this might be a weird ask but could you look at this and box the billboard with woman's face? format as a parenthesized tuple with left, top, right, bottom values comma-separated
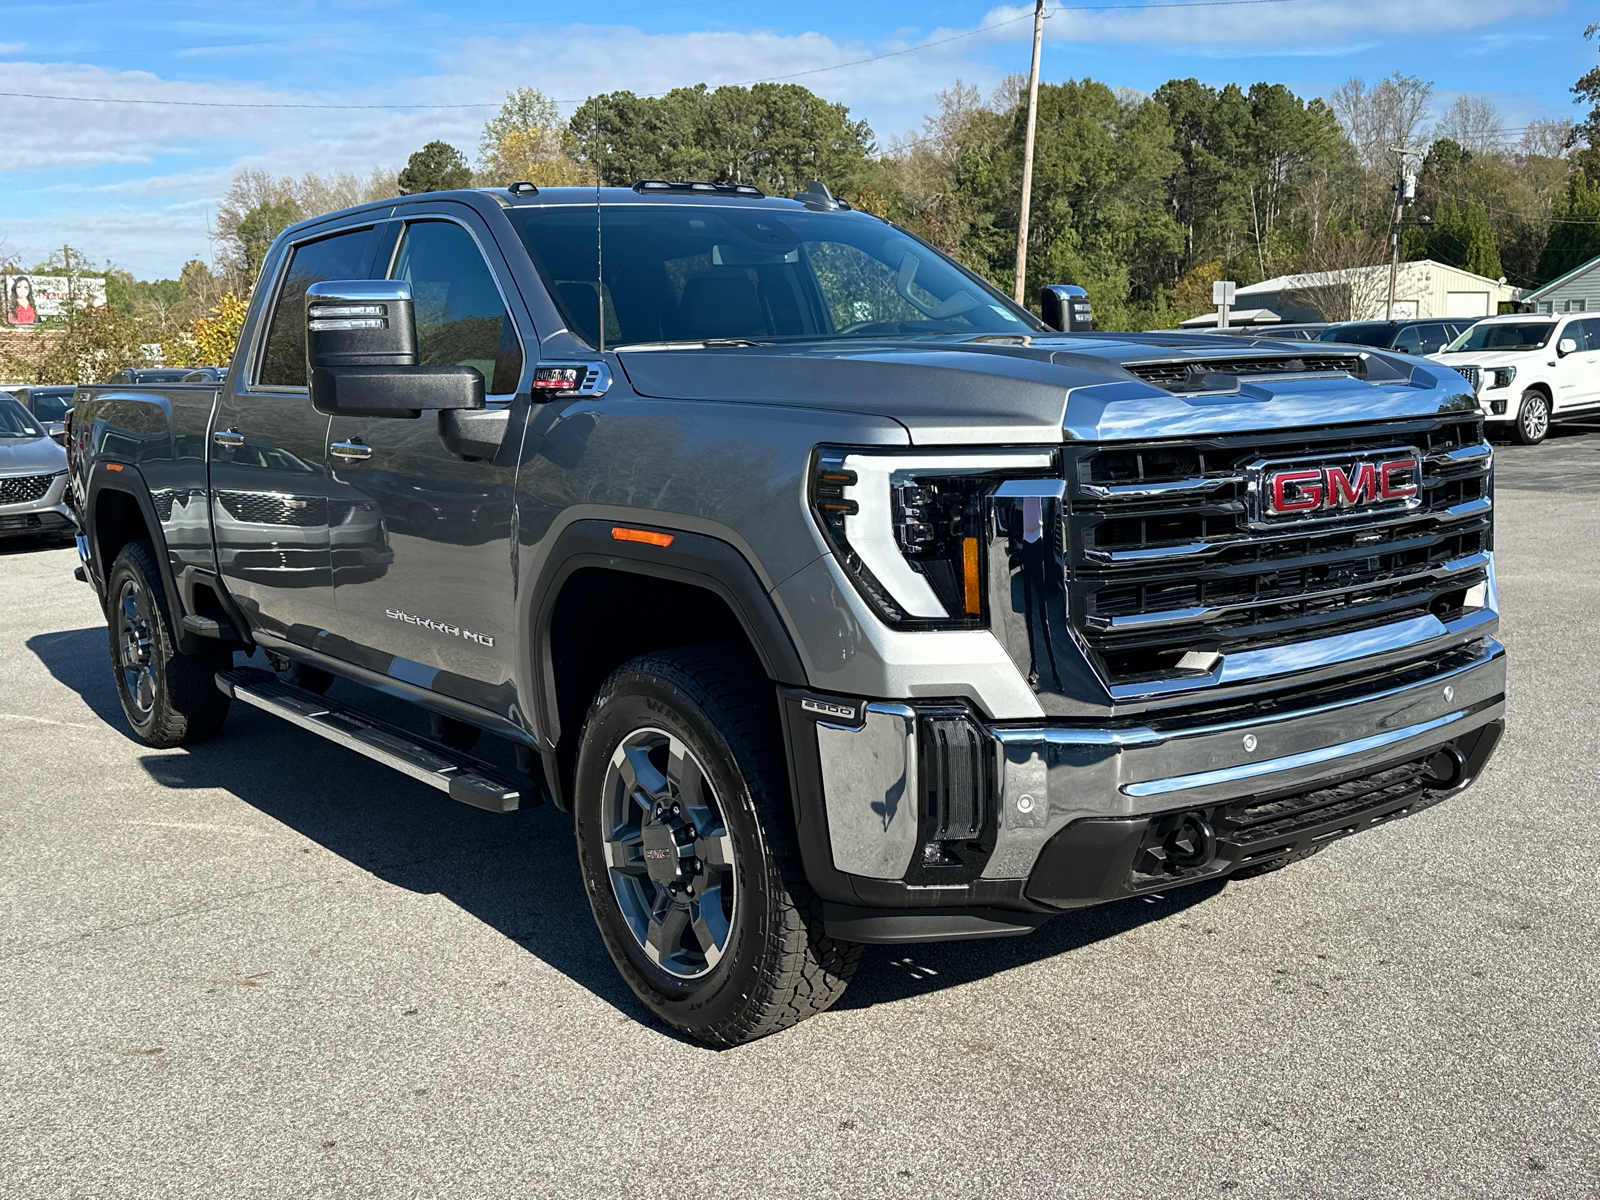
(2, 274, 106, 327)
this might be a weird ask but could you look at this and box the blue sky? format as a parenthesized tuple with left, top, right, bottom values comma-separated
(2, 0, 1595, 279)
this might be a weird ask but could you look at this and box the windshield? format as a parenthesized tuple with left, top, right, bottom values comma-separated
(1317, 324, 1394, 347)
(0, 396, 44, 438)
(1445, 322, 1554, 353)
(509, 202, 1042, 348)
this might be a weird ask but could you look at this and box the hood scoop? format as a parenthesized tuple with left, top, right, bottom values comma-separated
(1125, 353, 1369, 392)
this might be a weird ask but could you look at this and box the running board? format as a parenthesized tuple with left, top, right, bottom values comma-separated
(215, 667, 531, 813)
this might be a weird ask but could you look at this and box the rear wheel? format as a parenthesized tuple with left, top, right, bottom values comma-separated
(106, 539, 232, 747)
(1514, 389, 1550, 445)
(573, 645, 859, 1046)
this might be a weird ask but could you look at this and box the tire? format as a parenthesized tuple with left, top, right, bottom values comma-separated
(1231, 843, 1326, 879)
(573, 645, 860, 1046)
(1513, 389, 1550, 445)
(105, 539, 232, 747)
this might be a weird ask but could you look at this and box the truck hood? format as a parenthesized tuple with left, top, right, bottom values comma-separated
(0, 435, 67, 474)
(617, 334, 1479, 444)
(1431, 349, 1552, 369)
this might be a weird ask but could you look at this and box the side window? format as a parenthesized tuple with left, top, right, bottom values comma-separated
(1391, 326, 1423, 353)
(390, 221, 523, 395)
(1582, 318, 1600, 349)
(1417, 323, 1451, 354)
(257, 227, 376, 387)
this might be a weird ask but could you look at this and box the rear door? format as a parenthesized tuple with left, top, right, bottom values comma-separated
(1576, 318, 1600, 408)
(210, 222, 384, 644)
(322, 206, 529, 714)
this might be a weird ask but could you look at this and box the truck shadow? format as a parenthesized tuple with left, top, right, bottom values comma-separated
(30, 625, 1227, 1038)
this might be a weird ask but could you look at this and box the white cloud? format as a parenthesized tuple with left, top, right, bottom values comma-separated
(0, 0, 1577, 276)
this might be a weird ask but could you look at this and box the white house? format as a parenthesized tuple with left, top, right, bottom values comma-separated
(1178, 260, 1521, 326)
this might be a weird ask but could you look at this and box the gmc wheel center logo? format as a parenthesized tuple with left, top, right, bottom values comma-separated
(1250, 449, 1422, 524)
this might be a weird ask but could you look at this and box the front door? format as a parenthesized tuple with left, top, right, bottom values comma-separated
(210, 224, 381, 645)
(322, 210, 529, 719)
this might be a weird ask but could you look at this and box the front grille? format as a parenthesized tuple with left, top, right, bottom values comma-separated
(0, 473, 55, 504)
(1454, 365, 1482, 393)
(1064, 415, 1491, 689)
(1125, 354, 1363, 388)
(217, 491, 327, 527)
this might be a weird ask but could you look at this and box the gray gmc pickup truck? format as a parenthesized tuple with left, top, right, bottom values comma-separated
(66, 180, 1505, 1046)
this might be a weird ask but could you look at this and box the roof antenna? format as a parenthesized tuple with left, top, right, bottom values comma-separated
(594, 93, 604, 356)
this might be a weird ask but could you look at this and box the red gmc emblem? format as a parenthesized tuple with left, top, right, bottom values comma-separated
(1251, 449, 1421, 524)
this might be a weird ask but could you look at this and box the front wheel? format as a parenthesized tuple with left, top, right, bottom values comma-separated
(573, 646, 859, 1046)
(1514, 389, 1550, 445)
(106, 539, 232, 747)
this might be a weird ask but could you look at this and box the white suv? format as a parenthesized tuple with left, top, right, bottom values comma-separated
(1431, 313, 1600, 445)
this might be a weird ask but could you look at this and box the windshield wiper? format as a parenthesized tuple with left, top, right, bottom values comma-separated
(616, 338, 768, 351)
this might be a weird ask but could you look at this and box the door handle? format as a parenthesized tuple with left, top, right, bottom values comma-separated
(212, 429, 244, 449)
(330, 440, 373, 462)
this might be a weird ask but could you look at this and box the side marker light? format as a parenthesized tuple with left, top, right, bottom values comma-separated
(612, 526, 674, 548)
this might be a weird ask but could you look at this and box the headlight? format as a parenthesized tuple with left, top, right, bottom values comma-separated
(1490, 366, 1516, 390)
(810, 447, 1057, 628)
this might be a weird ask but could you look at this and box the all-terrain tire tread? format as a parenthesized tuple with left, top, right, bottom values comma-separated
(108, 540, 231, 748)
(581, 643, 860, 1046)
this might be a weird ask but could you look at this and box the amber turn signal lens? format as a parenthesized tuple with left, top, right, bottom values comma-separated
(961, 536, 981, 614)
(611, 525, 674, 548)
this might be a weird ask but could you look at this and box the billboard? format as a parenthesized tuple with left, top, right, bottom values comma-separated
(2, 274, 108, 327)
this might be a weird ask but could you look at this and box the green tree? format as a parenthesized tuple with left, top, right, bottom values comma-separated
(1424, 200, 1503, 279)
(236, 199, 301, 281)
(1535, 173, 1600, 283)
(398, 141, 472, 194)
(570, 83, 874, 197)
(477, 88, 585, 187)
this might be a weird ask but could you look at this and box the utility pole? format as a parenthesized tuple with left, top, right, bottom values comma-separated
(1013, 0, 1046, 306)
(1384, 148, 1417, 321)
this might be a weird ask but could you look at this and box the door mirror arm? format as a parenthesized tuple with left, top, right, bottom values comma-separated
(438, 406, 511, 460)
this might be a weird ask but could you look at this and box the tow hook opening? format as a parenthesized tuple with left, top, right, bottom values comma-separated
(1422, 744, 1468, 790)
(1165, 813, 1217, 869)
(1132, 810, 1220, 879)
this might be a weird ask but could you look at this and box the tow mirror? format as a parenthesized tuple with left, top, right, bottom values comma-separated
(1556, 337, 1578, 357)
(1040, 284, 1093, 332)
(305, 280, 483, 418)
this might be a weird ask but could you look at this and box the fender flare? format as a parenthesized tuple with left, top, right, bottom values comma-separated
(528, 518, 809, 752)
(83, 464, 204, 654)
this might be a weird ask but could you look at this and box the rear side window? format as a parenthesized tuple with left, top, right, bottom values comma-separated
(257, 227, 376, 387)
(390, 220, 523, 395)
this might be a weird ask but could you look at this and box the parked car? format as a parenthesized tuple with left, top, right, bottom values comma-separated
(0, 394, 73, 541)
(65, 181, 1504, 1046)
(5, 384, 75, 443)
(102, 368, 198, 385)
(1430, 313, 1600, 444)
(1316, 319, 1472, 356)
(1215, 323, 1331, 341)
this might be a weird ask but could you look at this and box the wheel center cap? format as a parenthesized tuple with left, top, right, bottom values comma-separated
(640, 820, 691, 887)
(121, 628, 148, 667)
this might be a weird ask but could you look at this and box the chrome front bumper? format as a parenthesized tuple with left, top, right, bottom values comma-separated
(799, 636, 1505, 906)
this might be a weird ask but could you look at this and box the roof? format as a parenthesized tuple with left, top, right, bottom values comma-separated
(1177, 308, 1284, 327)
(1235, 258, 1509, 296)
(1521, 253, 1600, 300)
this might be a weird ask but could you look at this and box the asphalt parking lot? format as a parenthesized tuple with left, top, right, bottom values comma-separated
(3, 425, 1598, 1199)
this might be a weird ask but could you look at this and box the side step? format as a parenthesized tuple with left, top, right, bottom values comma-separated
(215, 667, 534, 813)
(182, 609, 245, 642)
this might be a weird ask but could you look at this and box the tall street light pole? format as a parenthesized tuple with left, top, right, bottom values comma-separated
(1013, 0, 1046, 306)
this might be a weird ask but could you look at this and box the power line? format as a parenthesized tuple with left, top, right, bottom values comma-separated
(0, 0, 1304, 111)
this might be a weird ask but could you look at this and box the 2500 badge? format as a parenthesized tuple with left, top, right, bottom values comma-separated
(384, 608, 495, 647)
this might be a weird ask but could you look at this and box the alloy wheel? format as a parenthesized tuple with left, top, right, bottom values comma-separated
(116, 579, 157, 716)
(601, 728, 737, 980)
(1522, 395, 1549, 441)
